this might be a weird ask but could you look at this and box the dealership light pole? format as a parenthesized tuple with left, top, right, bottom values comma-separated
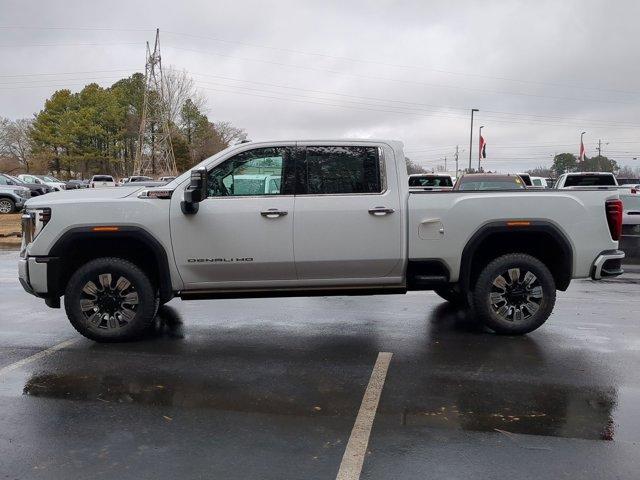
(468, 109, 479, 171)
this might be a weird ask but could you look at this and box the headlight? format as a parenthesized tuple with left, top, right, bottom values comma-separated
(14, 189, 29, 198)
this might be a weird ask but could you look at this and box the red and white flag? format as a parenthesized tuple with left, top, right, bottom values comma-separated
(579, 139, 586, 161)
(479, 135, 487, 159)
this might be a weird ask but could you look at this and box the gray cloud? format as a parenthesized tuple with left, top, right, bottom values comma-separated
(0, 0, 638, 172)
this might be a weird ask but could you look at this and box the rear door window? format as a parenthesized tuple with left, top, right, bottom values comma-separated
(298, 146, 383, 194)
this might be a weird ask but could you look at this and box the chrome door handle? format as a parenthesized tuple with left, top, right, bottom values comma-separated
(368, 206, 395, 216)
(260, 208, 288, 218)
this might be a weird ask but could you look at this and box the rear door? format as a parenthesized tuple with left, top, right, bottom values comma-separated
(293, 143, 403, 284)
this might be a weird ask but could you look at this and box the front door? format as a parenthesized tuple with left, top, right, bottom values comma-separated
(171, 146, 297, 289)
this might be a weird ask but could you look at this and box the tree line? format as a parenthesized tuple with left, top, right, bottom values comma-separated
(527, 152, 640, 179)
(0, 69, 246, 179)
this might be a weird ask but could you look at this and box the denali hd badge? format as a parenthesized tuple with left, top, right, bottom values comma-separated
(188, 258, 254, 263)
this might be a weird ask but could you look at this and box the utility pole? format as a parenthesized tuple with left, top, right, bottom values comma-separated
(468, 109, 479, 171)
(454, 145, 459, 175)
(597, 139, 602, 157)
(134, 28, 177, 177)
(444, 156, 447, 171)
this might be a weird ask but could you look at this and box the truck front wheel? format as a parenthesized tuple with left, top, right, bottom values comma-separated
(64, 257, 157, 342)
(473, 253, 556, 335)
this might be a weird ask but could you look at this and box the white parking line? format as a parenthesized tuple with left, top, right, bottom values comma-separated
(336, 351, 393, 480)
(0, 338, 79, 377)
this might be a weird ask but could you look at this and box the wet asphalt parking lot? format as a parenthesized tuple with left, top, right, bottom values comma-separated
(1, 248, 640, 479)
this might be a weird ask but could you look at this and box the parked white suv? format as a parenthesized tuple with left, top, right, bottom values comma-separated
(18, 140, 624, 342)
(18, 174, 67, 192)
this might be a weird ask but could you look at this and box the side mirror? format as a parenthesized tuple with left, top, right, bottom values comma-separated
(181, 168, 208, 214)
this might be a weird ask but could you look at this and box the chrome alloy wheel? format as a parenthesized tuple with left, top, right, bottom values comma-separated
(489, 268, 543, 322)
(0, 199, 13, 213)
(80, 273, 139, 330)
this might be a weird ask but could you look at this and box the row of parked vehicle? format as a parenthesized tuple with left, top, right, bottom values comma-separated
(408, 171, 639, 191)
(408, 171, 640, 233)
(0, 172, 177, 213)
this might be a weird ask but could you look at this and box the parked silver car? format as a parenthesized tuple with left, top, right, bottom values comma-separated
(0, 179, 30, 213)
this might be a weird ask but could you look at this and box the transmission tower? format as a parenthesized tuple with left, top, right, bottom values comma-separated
(133, 29, 177, 177)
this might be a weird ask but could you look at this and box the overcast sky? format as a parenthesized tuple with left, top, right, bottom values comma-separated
(1, 0, 638, 172)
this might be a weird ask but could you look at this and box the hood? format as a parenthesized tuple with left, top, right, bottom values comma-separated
(25, 185, 145, 208)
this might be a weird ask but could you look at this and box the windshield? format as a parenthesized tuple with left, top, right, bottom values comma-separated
(409, 176, 453, 187)
(92, 176, 114, 182)
(564, 174, 616, 187)
(42, 176, 61, 183)
(517, 174, 532, 186)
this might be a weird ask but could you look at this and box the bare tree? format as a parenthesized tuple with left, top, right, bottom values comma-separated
(617, 165, 640, 179)
(162, 67, 207, 125)
(405, 157, 427, 174)
(0, 117, 34, 172)
(212, 121, 247, 146)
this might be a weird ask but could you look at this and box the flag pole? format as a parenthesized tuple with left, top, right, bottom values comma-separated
(478, 125, 484, 171)
(468, 109, 478, 171)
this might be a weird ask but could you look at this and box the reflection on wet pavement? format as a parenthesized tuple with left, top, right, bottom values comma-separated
(19, 302, 623, 442)
(375, 302, 620, 441)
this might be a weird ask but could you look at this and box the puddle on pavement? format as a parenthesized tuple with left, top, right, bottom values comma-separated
(22, 371, 359, 417)
(382, 376, 617, 441)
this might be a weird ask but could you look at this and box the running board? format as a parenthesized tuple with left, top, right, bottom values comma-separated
(180, 286, 407, 300)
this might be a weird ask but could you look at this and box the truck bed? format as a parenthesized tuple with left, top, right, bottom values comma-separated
(408, 188, 620, 282)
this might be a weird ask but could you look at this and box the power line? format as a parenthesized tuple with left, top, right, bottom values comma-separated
(1, 25, 635, 97)
(0, 42, 141, 48)
(192, 80, 640, 129)
(166, 45, 633, 106)
(0, 68, 138, 78)
(188, 71, 640, 127)
(162, 30, 640, 97)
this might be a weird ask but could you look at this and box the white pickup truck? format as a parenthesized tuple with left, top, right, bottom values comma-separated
(18, 140, 625, 341)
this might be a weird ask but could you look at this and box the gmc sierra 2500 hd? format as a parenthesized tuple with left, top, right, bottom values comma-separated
(18, 140, 625, 341)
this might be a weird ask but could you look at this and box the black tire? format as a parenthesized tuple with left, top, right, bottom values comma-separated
(0, 197, 16, 214)
(473, 253, 556, 335)
(64, 257, 157, 342)
(434, 286, 465, 305)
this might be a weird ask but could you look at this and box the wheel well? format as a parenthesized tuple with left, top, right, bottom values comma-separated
(462, 226, 572, 292)
(49, 229, 173, 303)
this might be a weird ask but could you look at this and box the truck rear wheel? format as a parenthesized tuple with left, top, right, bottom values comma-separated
(64, 257, 157, 342)
(473, 253, 556, 335)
